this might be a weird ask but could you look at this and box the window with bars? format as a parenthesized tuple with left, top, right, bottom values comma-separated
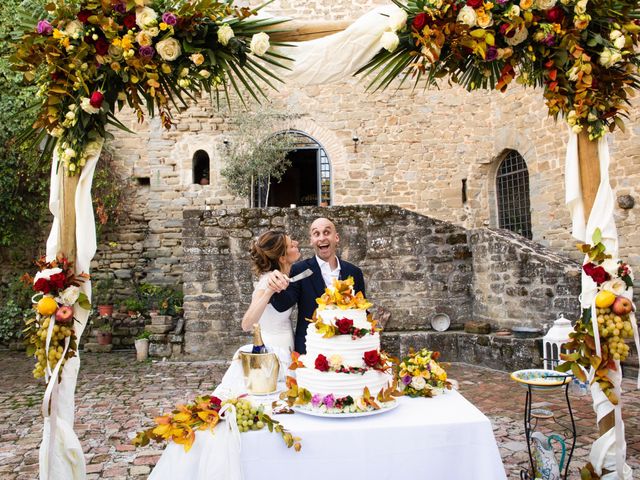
(496, 150, 532, 239)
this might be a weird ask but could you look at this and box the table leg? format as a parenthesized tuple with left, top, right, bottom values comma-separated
(563, 382, 577, 480)
(523, 386, 535, 479)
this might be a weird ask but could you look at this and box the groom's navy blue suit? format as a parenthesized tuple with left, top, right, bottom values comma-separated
(270, 256, 365, 354)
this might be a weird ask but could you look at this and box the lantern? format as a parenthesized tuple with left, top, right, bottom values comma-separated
(542, 314, 574, 370)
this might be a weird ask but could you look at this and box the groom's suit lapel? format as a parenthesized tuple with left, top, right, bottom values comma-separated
(307, 257, 325, 298)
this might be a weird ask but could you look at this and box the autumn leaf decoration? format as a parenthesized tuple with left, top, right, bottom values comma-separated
(316, 277, 373, 310)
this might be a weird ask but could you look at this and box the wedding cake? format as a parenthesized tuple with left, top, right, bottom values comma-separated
(289, 278, 395, 414)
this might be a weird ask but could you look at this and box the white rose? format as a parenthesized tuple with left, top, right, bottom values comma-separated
(145, 26, 159, 37)
(574, 0, 588, 15)
(601, 258, 621, 277)
(64, 20, 83, 38)
(411, 375, 427, 390)
(601, 279, 628, 296)
(34, 268, 63, 283)
(199, 69, 211, 78)
(535, 0, 556, 9)
(58, 286, 80, 306)
(81, 97, 100, 114)
(613, 35, 625, 50)
(156, 37, 181, 61)
(329, 354, 343, 368)
(505, 5, 521, 19)
(505, 26, 529, 46)
(136, 6, 158, 29)
(599, 47, 622, 67)
(388, 8, 408, 31)
(250, 32, 270, 56)
(50, 127, 64, 138)
(380, 31, 400, 52)
(457, 6, 478, 27)
(217, 24, 235, 46)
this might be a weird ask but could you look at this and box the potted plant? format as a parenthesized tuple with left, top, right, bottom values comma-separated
(138, 283, 163, 315)
(135, 330, 151, 361)
(123, 298, 145, 317)
(94, 277, 115, 317)
(96, 323, 113, 345)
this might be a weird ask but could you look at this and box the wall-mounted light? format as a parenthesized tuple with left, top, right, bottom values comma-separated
(352, 135, 360, 153)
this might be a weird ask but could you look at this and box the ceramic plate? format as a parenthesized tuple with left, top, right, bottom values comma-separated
(292, 400, 398, 418)
(431, 313, 451, 332)
(510, 369, 572, 389)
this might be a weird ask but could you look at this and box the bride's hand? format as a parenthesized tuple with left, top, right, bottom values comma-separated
(267, 270, 290, 292)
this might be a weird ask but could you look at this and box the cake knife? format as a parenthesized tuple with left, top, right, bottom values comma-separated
(287, 269, 313, 283)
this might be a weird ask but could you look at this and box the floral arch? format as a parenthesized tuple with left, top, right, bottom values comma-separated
(9, 0, 639, 478)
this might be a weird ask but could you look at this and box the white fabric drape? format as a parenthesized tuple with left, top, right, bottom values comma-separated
(39, 138, 104, 480)
(564, 132, 633, 480)
(272, 5, 402, 86)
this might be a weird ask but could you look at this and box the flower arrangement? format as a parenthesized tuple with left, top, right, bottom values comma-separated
(311, 315, 378, 339)
(316, 277, 373, 310)
(358, 0, 640, 139)
(397, 348, 451, 397)
(558, 228, 636, 405)
(22, 255, 91, 380)
(280, 376, 399, 414)
(11, 0, 288, 172)
(133, 394, 301, 452)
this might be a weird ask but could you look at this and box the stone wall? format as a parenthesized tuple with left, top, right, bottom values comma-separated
(180, 205, 580, 361)
(469, 229, 582, 329)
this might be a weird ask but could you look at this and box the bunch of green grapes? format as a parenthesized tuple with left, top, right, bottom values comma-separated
(595, 307, 634, 362)
(31, 316, 76, 379)
(224, 398, 265, 433)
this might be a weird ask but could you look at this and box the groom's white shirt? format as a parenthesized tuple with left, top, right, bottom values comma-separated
(315, 255, 341, 288)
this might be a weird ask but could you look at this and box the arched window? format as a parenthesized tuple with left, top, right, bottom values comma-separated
(253, 131, 331, 207)
(496, 150, 532, 239)
(192, 150, 210, 185)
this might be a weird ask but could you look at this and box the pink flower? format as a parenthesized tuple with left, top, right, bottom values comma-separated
(37, 20, 53, 35)
(311, 394, 323, 407)
(162, 12, 177, 25)
(323, 394, 335, 408)
(139, 45, 155, 58)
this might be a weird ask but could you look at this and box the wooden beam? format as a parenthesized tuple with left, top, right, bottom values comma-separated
(268, 20, 351, 42)
(59, 173, 79, 262)
(577, 131, 600, 222)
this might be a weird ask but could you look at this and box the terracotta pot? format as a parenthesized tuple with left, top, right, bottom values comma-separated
(97, 305, 114, 317)
(96, 331, 112, 345)
(127, 310, 138, 317)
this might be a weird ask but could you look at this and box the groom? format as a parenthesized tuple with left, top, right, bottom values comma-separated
(269, 217, 366, 354)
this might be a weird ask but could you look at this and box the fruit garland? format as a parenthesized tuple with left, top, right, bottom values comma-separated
(559, 229, 637, 404)
(22, 256, 90, 382)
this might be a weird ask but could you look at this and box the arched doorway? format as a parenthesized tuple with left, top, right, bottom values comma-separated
(253, 131, 331, 207)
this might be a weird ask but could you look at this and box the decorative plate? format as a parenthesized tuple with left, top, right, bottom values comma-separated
(292, 400, 398, 418)
(510, 369, 572, 389)
(431, 313, 451, 332)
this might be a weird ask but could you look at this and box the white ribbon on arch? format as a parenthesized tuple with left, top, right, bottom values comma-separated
(39, 137, 104, 480)
(565, 131, 636, 480)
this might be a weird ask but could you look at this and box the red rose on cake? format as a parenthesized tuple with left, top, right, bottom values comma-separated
(335, 318, 353, 334)
(363, 350, 380, 367)
(315, 354, 330, 372)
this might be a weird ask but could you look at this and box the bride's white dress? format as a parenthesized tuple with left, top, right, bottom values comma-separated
(214, 273, 293, 396)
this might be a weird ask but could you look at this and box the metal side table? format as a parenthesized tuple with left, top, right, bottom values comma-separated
(511, 369, 577, 480)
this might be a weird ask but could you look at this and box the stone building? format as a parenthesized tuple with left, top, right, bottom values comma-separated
(94, 0, 639, 361)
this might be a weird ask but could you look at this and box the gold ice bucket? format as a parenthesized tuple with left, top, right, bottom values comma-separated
(239, 351, 280, 394)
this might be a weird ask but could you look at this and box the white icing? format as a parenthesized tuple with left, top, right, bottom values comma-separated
(304, 324, 380, 368)
(316, 308, 369, 329)
(296, 367, 392, 399)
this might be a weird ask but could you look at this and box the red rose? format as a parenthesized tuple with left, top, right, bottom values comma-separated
(77, 10, 91, 23)
(335, 318, 353, 335)
(546, 6, 565, 23)
(94, 37, 109, 55)
(412, 12, 427, 31)
(90, 91, 104, 108)
(123, 13, 136, 29)
(209, 396, 222, 410)
(583, 263, 610, 285)
(499, 23, 516, 39)
(49, 272, 66, 290)
(363, 350, 380, 368)
(315, 354, 329, 372)
(466, 0, 483, 8)
(34, 278, 51, 294)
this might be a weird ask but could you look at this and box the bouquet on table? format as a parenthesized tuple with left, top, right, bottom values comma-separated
(398, 348, 451, 397)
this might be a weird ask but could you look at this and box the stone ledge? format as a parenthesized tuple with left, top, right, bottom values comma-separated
(83, 343, 113, 353)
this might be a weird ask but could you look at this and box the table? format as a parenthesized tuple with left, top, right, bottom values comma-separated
(150, 389, 507, 480)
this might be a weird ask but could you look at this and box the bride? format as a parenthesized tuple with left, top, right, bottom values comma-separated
(216, 230, 300, 394)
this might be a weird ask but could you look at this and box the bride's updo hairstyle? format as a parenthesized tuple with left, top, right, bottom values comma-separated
(250, 230, 288, 275)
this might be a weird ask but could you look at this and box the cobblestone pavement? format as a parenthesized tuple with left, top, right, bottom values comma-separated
(1, 350, 638, 479)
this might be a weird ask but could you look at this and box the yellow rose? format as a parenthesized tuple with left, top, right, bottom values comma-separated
(190, 53, 205, 66)
(520, 0, 533, 9)
(136, 31, 153, 47)
(477, 9, 493, 28)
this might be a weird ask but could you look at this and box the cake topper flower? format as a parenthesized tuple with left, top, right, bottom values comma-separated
(316, 277, 372, 310)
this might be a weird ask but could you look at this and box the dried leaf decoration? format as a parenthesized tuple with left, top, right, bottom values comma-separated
(316, 277, 372, 310)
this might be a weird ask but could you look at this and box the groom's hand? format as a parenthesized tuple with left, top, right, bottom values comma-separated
(267, 270, 290, 292)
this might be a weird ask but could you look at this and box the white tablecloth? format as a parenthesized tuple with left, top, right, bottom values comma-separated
(150, 389, 506, 480)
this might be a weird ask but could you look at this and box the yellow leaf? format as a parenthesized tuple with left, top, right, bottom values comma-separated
(485, 33, 495, 46)
(470, 29, 486, 38)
